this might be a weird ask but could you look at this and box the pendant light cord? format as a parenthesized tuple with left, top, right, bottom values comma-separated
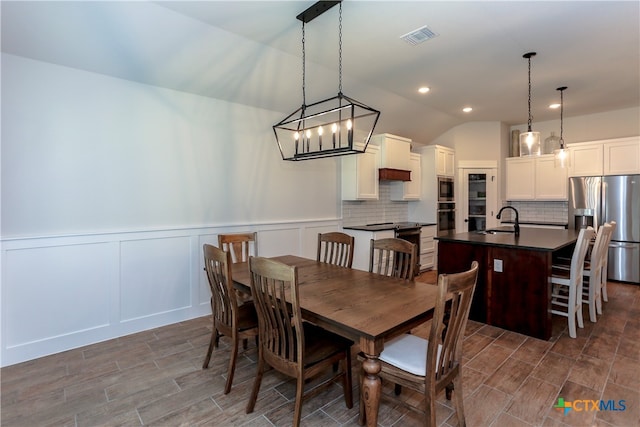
(301, 21, 306, 107)
(338, 2, 342, 94)
(558, 86, 567, 149)
(527, 54, 533, 132)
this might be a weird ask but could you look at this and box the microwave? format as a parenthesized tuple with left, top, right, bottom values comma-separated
(438, 176, 455, 201)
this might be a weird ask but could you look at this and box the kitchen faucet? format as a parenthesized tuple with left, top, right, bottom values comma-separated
(496, 206, 520, 235)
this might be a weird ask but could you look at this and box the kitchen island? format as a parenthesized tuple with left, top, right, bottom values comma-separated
(436, 227, 580, 340)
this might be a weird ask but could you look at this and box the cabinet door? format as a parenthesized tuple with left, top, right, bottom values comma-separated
(419, 225, 436, 271)
(569, 143, 603, 177)
(535, 155, 568, 200)
(341, 143, 380, 200)
(390, 152, 421, 200)
(436, 148, 455, 176)
(506, 158, 535, 200)
(604, 137, 640, 175)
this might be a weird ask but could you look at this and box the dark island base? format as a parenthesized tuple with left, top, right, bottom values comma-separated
(438, 241, 573, 340)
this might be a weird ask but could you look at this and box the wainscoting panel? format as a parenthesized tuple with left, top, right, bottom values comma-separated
(1, 219, 341, 367)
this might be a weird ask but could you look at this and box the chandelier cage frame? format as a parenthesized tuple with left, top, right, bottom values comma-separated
(273, 0, 380, 161)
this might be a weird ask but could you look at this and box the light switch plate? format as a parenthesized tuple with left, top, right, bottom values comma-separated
(494, 259, 503, 273)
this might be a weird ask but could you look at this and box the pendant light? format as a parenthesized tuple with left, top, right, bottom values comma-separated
(519, 52, 541, 156)
(273, 1, 380, 161)
(554, 86, 571, 168)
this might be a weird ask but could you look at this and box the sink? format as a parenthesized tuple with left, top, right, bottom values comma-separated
(475, 228, 516, 235)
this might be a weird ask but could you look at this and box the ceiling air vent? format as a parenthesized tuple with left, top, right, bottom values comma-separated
(400, 25, 439, 45)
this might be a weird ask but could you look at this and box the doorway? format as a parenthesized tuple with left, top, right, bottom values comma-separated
(458, 165, 498, 233)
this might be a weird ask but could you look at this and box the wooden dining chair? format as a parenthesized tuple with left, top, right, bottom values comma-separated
(369, 237, 418, 280)
(202, 244, 259, 394)
(218, 232, 257, 304)
(246, 256, 354, 427)
(317, 232, 355, 268)
(218, 232, 257, 264)
(550, 227, 595, 338)
(358, 261, 479, 426)
(580, 222, 614, 322)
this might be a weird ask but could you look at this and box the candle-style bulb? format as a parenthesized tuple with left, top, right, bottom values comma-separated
(306, 129, 311, 152)
(346, 119, 353, 144)
(331, 123, 337, 148)
(294, 131, 300, 154)
(318, 126, 323, 150)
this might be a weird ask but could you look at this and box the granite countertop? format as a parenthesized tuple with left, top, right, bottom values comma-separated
(435, 226, 579, 251)
(343, 221, 436, 232)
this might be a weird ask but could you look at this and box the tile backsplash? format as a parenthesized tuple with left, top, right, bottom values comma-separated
(501, 200, 568, 224)
(342, 182, 408, 227)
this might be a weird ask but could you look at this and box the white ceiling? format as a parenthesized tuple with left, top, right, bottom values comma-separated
(2, 1, 639, 144)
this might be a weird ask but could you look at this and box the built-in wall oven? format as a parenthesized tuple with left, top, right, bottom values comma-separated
(438, 176, 455, 201)
(437, 202, 456, 235)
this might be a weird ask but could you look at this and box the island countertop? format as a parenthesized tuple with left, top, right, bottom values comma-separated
(436, 227, 579, 252)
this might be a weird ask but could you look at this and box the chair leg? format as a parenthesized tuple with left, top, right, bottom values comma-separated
(446, 383, 454, 400)
(602, 280, 609, 302)
(424, 386, 436, 427)
(452, 375, 466, 427)
(394, 384, 402, 396)
(293, 376, 305, 427)
(224, 337, 239, 394)
(246, 348, 265, 414)
(202, 328, 218, 369)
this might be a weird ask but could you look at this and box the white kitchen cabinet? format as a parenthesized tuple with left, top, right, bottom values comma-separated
(419, 225, 436, 271)
(506, 155, 567, 201)
(371, 133, 411, 170)
(534, 155, 568, 200)
(604, 137, 640, 175)
(569, 136, 640, 177)
(435, 146, 455, 177)
(347, 229, 395, 272)
(505, 157, 535, 200)
(341, 142, 380, 200)
(390, 152, 421, 201)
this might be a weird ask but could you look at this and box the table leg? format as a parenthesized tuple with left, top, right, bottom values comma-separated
(360, 355, 381, 427)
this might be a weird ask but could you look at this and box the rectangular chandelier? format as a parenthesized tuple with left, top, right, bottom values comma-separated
(273, 93, 380, 161)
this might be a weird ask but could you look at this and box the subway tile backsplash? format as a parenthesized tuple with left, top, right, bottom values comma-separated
(502, 200, 568, 224)
(342, 182, 408, 227)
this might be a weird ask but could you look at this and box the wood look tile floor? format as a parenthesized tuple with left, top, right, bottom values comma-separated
(2, 273, 639, 427)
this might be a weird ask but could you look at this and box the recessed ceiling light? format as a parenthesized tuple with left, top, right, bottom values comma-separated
(418, 87, 430, 94)
(462, 107, 473, 113)
(549, 103, 561, 109)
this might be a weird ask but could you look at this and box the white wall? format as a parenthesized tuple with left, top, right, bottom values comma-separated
(1, 54, 341, 239)
(0, 54, 344, 366)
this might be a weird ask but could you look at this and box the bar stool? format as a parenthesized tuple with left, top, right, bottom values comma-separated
(550, 227, 595, 338)
(581, 222, 615, 322)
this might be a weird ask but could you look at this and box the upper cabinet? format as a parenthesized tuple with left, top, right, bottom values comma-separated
(341, 142, 380, 200)
(435, 146, 455, 177)
(568, 136, 640, 177)
(506, 155, 568, 201)
(390, 152, 421, 201)
(372, 133, 411, 170)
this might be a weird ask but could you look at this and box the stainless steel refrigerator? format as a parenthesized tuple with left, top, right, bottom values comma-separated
(568, 175, 640, 284)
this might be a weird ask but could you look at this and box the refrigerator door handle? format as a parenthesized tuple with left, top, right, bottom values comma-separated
(609, 242, 639, 250)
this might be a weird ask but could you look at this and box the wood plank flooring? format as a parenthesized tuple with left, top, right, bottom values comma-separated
(2, 274, 639, 426)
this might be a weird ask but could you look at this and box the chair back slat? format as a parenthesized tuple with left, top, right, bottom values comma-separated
(369, 237, 417, 280)
(317, 232, 354, 268)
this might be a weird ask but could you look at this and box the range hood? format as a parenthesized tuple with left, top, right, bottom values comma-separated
(379, 168, 411, 181)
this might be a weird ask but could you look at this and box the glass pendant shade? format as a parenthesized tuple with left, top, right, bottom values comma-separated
(554, 147, 570, 168)
(519, 131, 541, 156)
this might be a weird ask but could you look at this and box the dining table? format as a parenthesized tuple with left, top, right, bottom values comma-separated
(231, 255, 440, 427)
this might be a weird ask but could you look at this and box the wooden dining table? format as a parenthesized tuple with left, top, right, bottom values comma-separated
(231, 255, 440, 427)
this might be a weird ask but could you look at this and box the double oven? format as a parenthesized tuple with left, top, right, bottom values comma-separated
(437, 176, 456, 234)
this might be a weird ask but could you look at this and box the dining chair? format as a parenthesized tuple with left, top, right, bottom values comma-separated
(218, 232, 257, 264)
(246, 256, 354, 427)
(369, 237, 418, 280)
(218, 232, 257, 304)
(550, 227, 595, 338)
(597, 221, 616, 304)
(580, 222, 614, 322)
(358, 261, 479, 427)
(202, 244, 259, 394)
(317, 231, 355, 268)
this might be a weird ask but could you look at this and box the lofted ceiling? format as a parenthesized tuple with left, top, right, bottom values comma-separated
(2, 1, 639, 144)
